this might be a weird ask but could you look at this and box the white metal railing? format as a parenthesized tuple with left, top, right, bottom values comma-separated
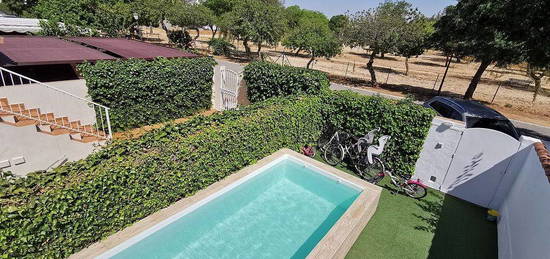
(0, 67, 112, 140)
(220, 66, 242, 110)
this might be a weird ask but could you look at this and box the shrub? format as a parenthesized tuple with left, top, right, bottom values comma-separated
(0, 93, 435, 258)
(321, 91, 436, 175)
(208, 38, 235, 57)
(243, 61, 330, 102)
(0, 96, 325, 258)
(168, 30, 193, 49)
(78, 57, 216, 131)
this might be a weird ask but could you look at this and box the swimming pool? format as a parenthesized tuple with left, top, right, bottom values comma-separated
(74, 149, 381, 259)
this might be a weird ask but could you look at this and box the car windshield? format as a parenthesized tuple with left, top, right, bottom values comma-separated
(467, 117, 520, 139)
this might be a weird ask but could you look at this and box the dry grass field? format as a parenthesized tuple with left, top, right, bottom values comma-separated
(143, 28, 550, 126)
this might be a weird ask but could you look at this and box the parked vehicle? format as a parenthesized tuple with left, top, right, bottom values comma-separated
(370, 170, 428, 199)
(423, 96, 521, 139)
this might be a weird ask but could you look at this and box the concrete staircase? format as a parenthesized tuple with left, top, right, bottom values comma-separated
(0, 97, 107, 143)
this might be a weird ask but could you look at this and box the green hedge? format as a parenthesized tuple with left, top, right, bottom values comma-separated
(78, 57, 216, 131)
(0, 92, 434, 258)
(243, 61, 330, 102)
(0, 96, 324, 258)
(322, 91, 436, 174)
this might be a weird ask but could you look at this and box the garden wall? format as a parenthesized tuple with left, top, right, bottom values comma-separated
(497, 143, 550, 259)
(413, 117, 539, 208)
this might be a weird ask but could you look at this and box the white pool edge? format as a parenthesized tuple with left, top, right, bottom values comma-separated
(71, 149, 382, 259)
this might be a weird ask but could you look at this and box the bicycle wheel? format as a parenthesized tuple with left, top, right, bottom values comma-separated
(403, 183, 427, 199)
(355, 157, 385, 183)
(317, 131, 333, 152)
(324, 144, 344, 166)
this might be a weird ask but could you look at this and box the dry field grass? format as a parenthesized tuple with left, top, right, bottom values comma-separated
(142, 28, 550, 126)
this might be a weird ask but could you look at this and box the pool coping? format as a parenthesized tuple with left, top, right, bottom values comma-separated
(70, 148, 382, 259)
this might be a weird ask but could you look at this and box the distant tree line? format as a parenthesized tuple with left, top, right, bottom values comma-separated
(4, 0, 547, 100)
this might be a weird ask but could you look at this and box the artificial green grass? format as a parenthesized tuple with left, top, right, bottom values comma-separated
(311, 154, 498, 259)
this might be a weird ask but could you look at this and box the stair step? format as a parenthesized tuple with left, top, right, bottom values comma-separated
(17, 108, 41, 118)
(0, 104, 25, 116)
(38, 113, 55, 124)
(51, 117, 69, 127)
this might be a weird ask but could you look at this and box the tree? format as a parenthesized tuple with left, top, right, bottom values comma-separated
(95, 1, 134, 37)
(433, 0, 523, 100)
(167, 3, 213, 41)
(328, 14, 349, 38)
(346, 1, 416, 84)
(224, 0, 287, 58)
(202, 0, 235, 39)
(395, 16, 434, 75)
(283, 19, 342, 68)
(1, 0, 37, 16)
(527, 65, 550, 103)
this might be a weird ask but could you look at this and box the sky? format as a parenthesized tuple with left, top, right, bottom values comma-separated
(283, 0, 457, 18)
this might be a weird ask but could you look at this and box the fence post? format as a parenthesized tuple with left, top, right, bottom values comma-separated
(491, 81, 503, 103)
(432, 74, 440, 94)
(105, 108, 113, 139)
(345, 62, 350, 77)
(385, 68, 391, 84)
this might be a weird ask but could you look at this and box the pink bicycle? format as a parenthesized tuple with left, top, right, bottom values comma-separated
(370, 170, 428, 199)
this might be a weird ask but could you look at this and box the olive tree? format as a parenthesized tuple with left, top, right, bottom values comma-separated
(283, 19, 342, 68)
(224, 0, 287, 58)
(346, 1, 416, 84)
(202, 0, 235, 39)
(395, 16, 434, 75)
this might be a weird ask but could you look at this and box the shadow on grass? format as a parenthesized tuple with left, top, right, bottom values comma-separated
(418, 194, 498, 259)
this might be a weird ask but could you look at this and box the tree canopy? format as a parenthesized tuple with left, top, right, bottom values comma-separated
(395, 16, 434, 75)
(346, 1, 418, 84)
(328, 15, 349, 38)
(283, 17, 341, 68)
(223, 0, 287, 57)
(432, 0, 546, 100)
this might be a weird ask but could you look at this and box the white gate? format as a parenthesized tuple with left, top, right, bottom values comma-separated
(220, 67, 242, 110)
(440, 128, 521, 208)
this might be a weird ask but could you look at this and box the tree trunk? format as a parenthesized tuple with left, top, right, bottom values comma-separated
(210, 26, 217, 40)
(405, 57, 409, 76)
(193, 28, 200, 40)
(243, 39, 251, 58)
(437, 55, 452, 95)
(380, 52, 385, 58)
(464, 60, 492, 100)
(256, 43, 262, 59)
(307, 54, 315, 69)
(528, 66, 543, 103)
(367, 50, 377, 84)
(532, 77, 542, 103)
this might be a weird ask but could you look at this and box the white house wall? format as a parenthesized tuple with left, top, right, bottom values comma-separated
(497, 146, 550, 259)
(0, 79, 101, 176)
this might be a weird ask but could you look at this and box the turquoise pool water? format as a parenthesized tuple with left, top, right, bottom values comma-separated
(107, 157, 361, 259)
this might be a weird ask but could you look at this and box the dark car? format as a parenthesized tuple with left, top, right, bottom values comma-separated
(423, 96, 521, 140)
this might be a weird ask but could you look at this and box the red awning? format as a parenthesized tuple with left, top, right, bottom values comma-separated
(69, 37, 198, 60)
(0, 36, 116, 66)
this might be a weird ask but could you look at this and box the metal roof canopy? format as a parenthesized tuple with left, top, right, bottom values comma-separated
(69, 37, 198, 60)
(0, 36, 116, 66)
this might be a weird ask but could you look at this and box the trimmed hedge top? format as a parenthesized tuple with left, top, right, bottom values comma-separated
(78, 57, 216, 131)
(243, 61, 330, 102)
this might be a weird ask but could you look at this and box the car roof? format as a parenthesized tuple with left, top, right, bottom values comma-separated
(429, 96, 507, 120)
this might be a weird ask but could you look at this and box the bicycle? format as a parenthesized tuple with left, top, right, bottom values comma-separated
(321, 128, 389, 182)
(370, 170, 428, 199)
